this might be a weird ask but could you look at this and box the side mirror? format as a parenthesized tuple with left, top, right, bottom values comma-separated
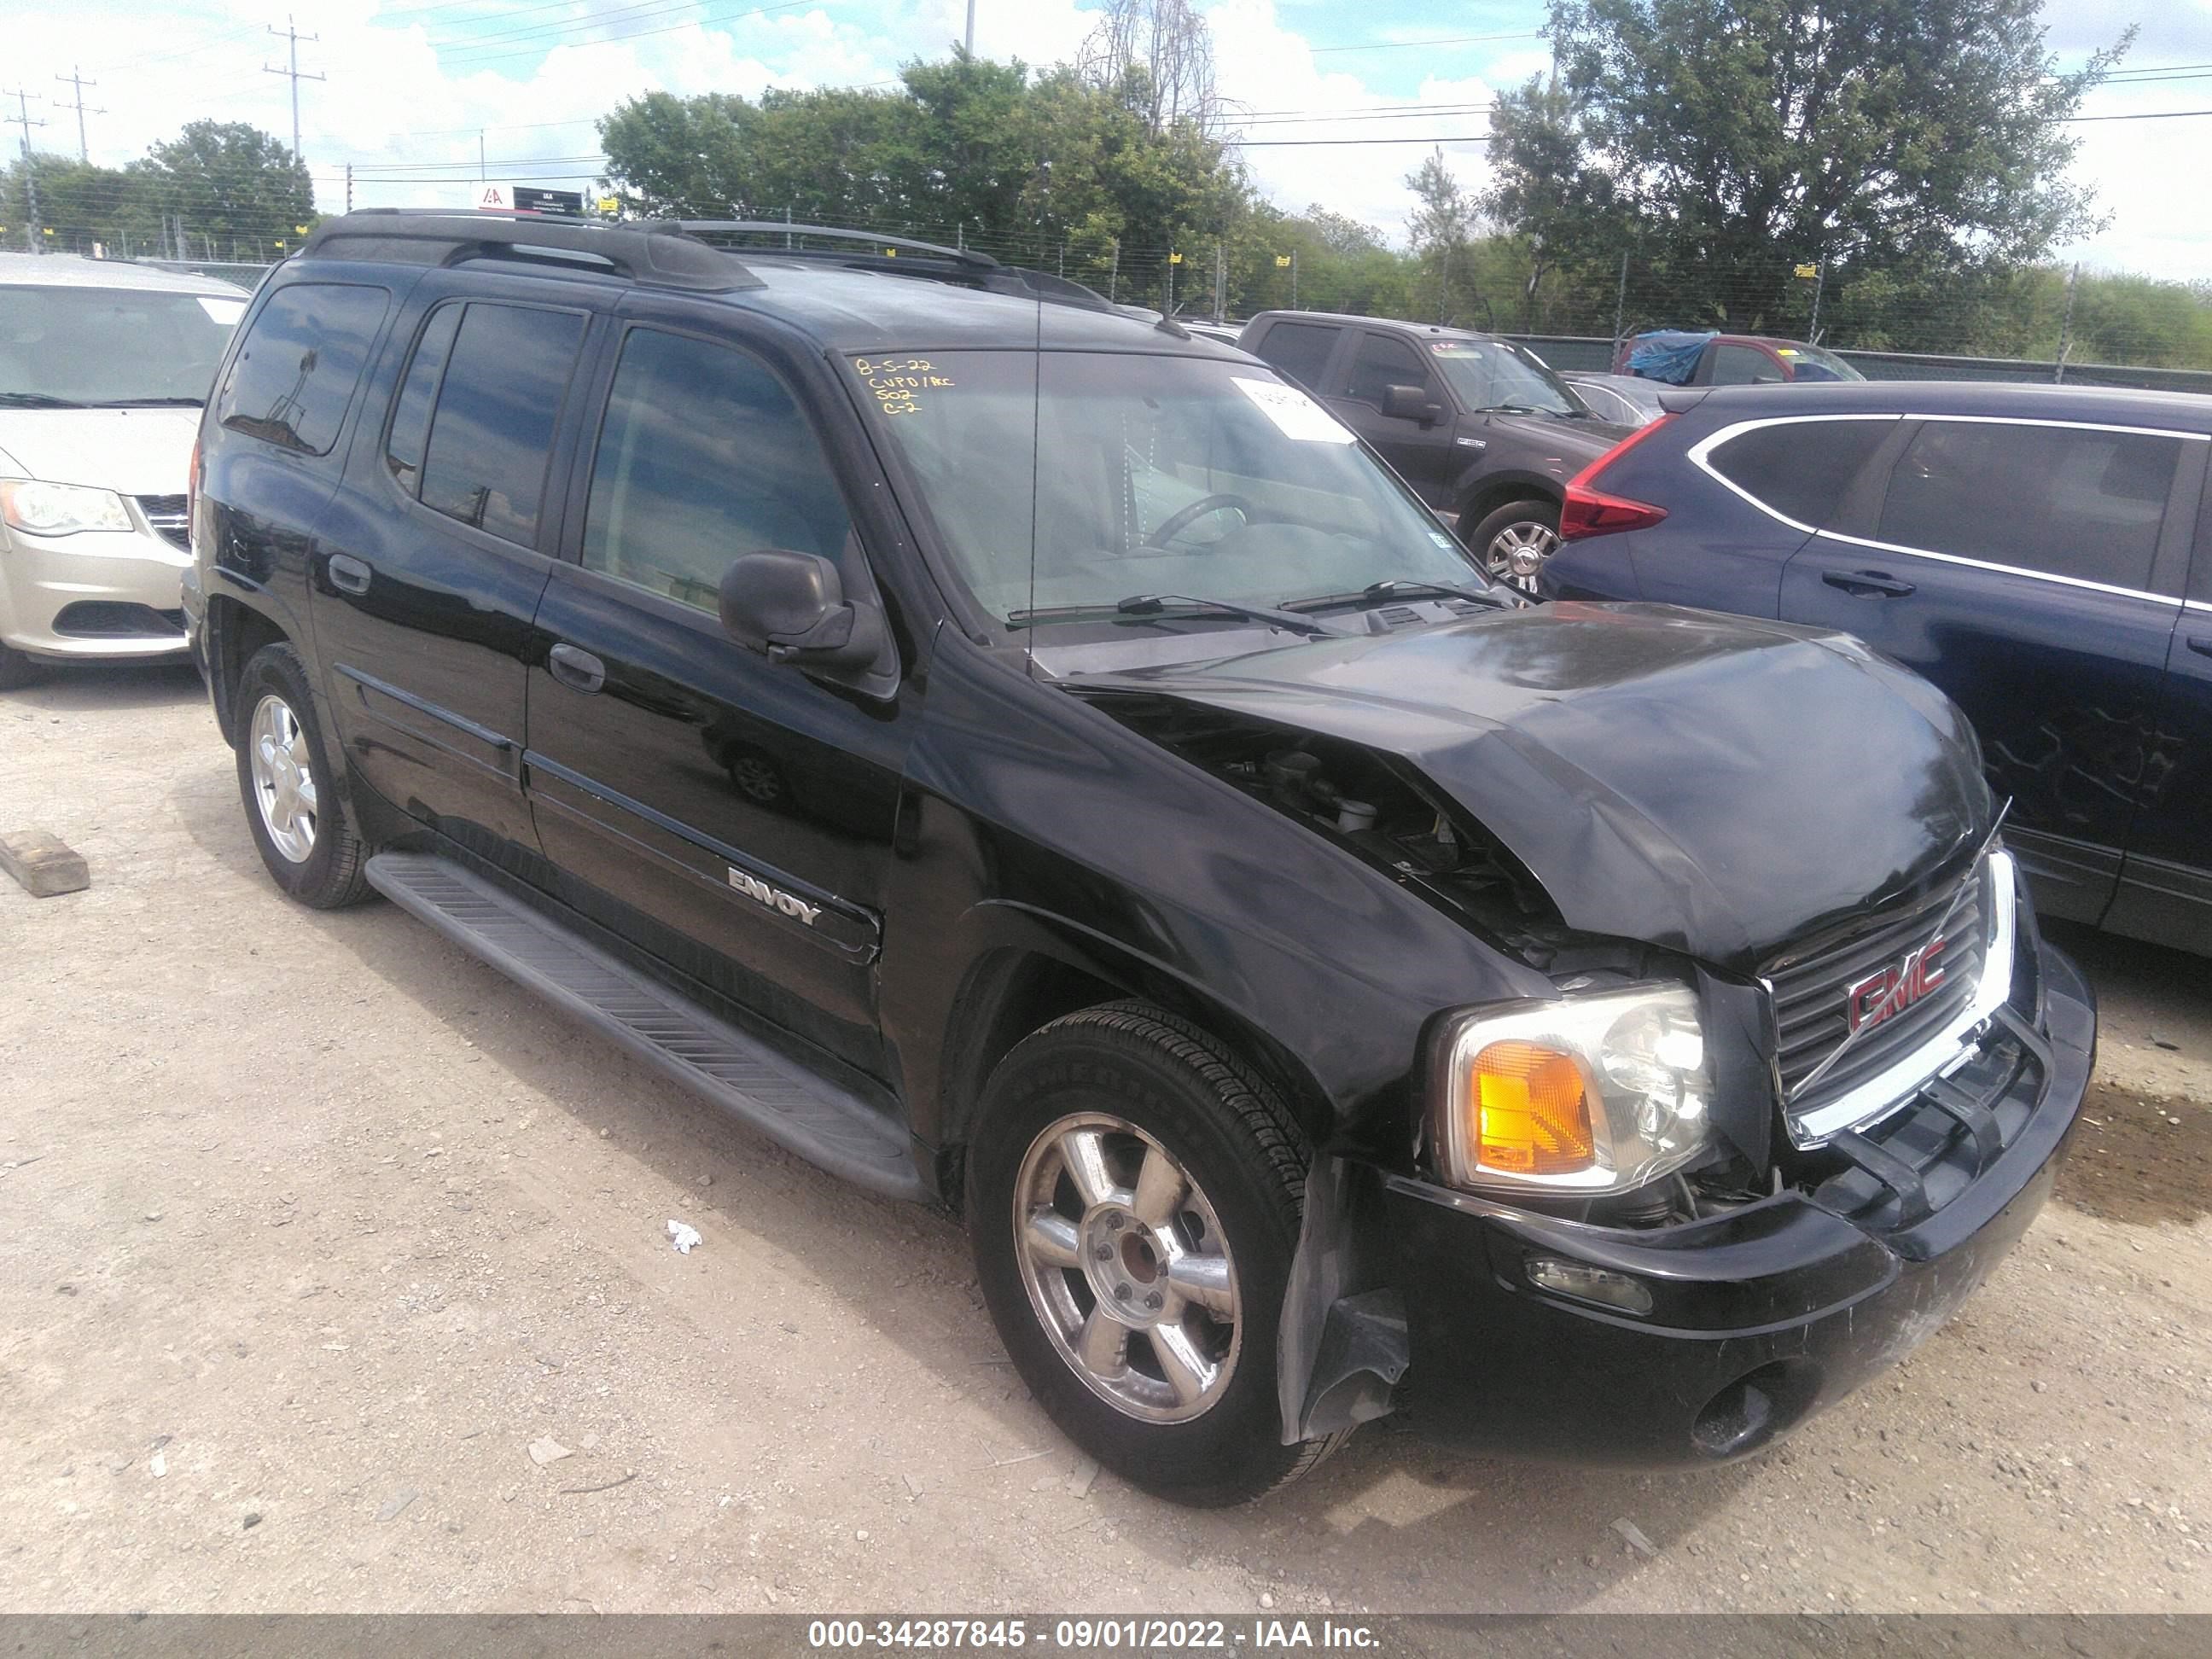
(719, 549, 885, 670)
(1382, 382, 1444, 425)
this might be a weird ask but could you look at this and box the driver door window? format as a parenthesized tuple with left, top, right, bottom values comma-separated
(1345, 333, 1437, 412)
(1708, 344, 1782, 385)
(583, 328, 852, 611)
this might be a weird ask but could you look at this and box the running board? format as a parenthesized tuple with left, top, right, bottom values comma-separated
(363, 852, 924, 1201)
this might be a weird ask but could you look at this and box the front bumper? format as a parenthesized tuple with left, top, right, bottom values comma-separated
(1382, 946, 2093, 1467)
(0, 519, 192, 662)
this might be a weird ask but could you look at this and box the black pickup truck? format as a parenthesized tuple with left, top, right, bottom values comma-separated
(183, 212, 2092, 1505)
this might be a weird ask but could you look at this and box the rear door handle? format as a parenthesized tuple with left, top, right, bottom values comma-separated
(547, 643, 606, 694)
(327, 553, 372, 596)
(2188, 636, 2212, 660)
(1822, 568, 1916, 598)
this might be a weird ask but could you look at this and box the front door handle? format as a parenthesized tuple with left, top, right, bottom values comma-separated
(327, 553, 372, 596)
(547, 643, 606, 694)
(1822, 568, 1916, 598)
(2188, 635, 2212, 660)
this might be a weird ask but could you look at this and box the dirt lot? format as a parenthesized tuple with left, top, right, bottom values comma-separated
(3, 663, 2209, 1616)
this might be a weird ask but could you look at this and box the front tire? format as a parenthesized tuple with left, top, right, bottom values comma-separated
(1464, 497, 1561, 594)
(234, 642, 372, 909)
(0, 643, 44, 690)
(968, 1002, 1347, 1505)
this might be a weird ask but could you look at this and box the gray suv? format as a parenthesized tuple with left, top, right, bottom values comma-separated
(1239, 311, 1631, 591)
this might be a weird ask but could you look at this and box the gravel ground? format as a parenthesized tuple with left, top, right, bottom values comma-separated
(2, 662, 2208, 1615)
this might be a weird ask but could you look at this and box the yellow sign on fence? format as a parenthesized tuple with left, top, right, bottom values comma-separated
(1169, 251, 1183, 265)
(1794, 263, 1819, 278)
(1274, 254, 1291, 267)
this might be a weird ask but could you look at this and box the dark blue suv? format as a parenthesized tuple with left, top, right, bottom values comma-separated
(1540, 381, 2212, 955)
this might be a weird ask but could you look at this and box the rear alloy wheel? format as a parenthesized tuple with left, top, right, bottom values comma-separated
(969, 1001, 1348, 1505)
(1466, 498, 1561, 594)
(233, 642, 373, 909)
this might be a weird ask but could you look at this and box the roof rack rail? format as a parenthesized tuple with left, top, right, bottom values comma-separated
(300, 211, 761, 293)
(681, 220, 1122, 314)
(676, 219, 998, 269)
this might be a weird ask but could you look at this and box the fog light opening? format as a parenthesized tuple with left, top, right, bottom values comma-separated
(1692, 1362, 1805, 1458)
(1524, 1256, 1654, 1316)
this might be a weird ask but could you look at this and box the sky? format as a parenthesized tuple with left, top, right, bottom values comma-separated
(6, 0, 2209, 277)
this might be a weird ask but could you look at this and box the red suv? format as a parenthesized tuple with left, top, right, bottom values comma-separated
(1615, 330, 1865, 387)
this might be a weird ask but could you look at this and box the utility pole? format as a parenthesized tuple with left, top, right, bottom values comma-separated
(478, 130, 486, 182)
(3, 89, 46, 252)
(54, 67, 102, 162)
(264, 15, 325, 164)
(2054, 263, 2080, 385)
(1213, 241, 1224, 323)
(964, 0, 976, 55)
(1290, 247, 1297, 310)
(345, 162, 353, 212)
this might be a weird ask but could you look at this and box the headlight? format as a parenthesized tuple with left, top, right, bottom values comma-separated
(1434, 984, 1714, 1194)
(0, 479, 135, 537)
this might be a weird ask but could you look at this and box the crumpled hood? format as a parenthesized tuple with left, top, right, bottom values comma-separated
(1081, 602, 1993, 969)
(0, 407, 200, 496)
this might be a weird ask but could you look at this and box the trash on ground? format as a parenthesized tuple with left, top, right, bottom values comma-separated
(1612, 1516, 1659, 1557)
(667, 1219, 702, 1254)
(527, 1436, 574, 1467)
(376, 1488, 418, 1522)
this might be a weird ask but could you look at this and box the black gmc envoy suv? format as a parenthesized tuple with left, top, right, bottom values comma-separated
(184, 212, 2093, 1505)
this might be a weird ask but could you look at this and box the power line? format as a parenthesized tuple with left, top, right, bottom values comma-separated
(53, 67, 102, 162)
(2066, 107, 2212, 122)
(1225, 134, 1499, 147)
(264, 15, 325, 165)
(434, 0, 817, 67)
(1307, 31, 1545, 55)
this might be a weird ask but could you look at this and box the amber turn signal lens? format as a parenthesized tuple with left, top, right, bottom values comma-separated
(1470, 1039, 1597, 1174)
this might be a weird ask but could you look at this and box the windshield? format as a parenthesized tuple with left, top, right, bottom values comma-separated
(1778, 343, 1863, 382)
(0, 284, 245, 406)
(1426, 337, 1583, 416)
(853, 350, 1494, 625)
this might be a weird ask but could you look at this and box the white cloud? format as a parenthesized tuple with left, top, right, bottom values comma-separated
(9, 1, 2207, 277)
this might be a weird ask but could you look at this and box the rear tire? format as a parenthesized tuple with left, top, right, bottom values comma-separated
(968, 1001, 1349, 1505)
(0, 643, 44, 690)
(234, 642, 373, 910)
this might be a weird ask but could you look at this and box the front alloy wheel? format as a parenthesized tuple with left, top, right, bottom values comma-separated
(1013, 1112, 1241, 1423)
(968, 1001, 1348, 1505)
(1464, 496, 1563, 595)
(1483, 518, 1558, 592)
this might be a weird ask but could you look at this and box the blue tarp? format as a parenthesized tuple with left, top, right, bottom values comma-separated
(1625, 330, 1716, 385)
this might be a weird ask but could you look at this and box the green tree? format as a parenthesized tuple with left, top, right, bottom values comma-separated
(2, 154, 148, 254)
(128, 120, 313, 257)
(1485, 0, 2131, 329)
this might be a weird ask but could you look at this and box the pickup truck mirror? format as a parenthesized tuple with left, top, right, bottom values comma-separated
(719, 549, 886, 671)
(1382, 382, 1444, 425)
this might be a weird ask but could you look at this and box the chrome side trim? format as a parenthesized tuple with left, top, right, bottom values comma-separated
(1787, 851, 2020, 1149)
(1686, 411, 2199, 608)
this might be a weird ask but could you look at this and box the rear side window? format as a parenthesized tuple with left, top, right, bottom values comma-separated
(1878, 420, 2183, 589)
(384, 302, 463, 493)
(1707, 418, 1892, 528)
(417, 301, 586, 546)
(218, 282, 389, 457)
(1346, 332, 1433, 407)
(1251, 322, 1338, 392)
(582, 328, 851, 614)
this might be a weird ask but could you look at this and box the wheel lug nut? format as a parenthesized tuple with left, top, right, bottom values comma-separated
(1144, 1292, 1163, 1311)
(1114, 1284, 1132, 1301)
(1105, 1214, 1123, 1231)
(1093, 1245, 1112, 1261)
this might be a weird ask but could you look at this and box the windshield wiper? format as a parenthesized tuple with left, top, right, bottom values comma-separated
(1284, 579, 1522, 614)
(1005, 593, 1346, 637)
(1471, 402, 1575, 419)
(93, 397, 206, 408)
(0, 392, 87, 409)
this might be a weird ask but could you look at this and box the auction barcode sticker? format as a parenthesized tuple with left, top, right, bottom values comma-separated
(1231, 376, 1354, 444)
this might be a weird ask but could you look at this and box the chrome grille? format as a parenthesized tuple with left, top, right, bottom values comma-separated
(1764, 859, 1990, 1122)
(134, 493, 189, 551)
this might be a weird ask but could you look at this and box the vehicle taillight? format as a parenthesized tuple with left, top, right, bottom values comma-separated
(1558, 414, 1674, 542)
(187, 434, 201, 543)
